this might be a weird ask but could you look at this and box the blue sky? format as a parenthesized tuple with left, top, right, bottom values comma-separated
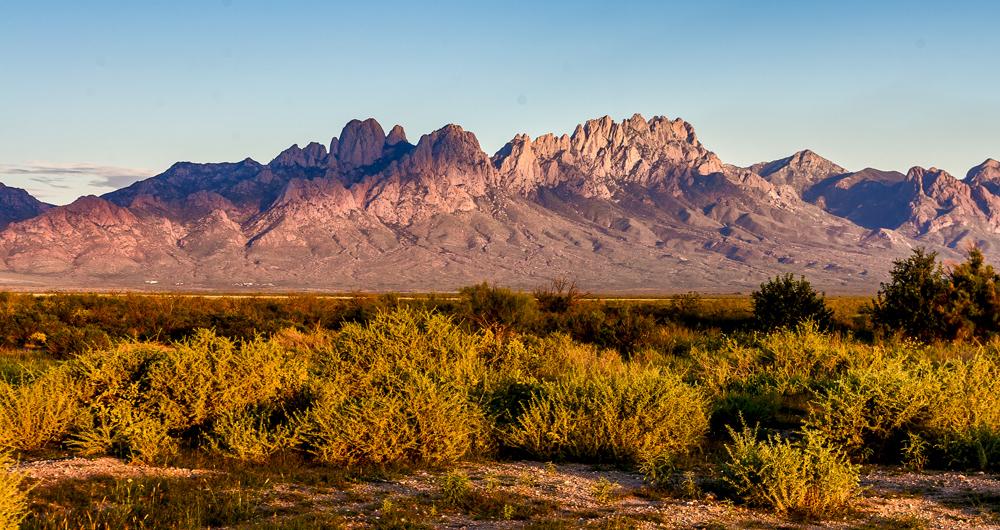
(1, 0, 998, 204)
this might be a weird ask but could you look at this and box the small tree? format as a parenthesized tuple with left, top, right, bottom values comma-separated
(867, 248, 949, 341)
(942, 247, 1000, 340)
(752, 274, 833, 331)
(534, 278, 587, 313)
(458, 282, 537, 334)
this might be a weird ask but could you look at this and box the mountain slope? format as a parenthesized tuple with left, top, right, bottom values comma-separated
(0, 183, 51, 229)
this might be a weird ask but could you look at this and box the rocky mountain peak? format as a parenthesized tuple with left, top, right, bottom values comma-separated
(907, 166, 959, 196)
(385, 124, 409, 147)
(269, 142, 329, 168)
(492, 114, 723, 197)
(58, 195, 138, 226)
(402, 124, 491, 179)
(751, 149, 846, 193)
(968, 159, 1000, 190)
(336, 118, 386, 169)
(6, 112, 1000, 292)
(0, 182, 51, 229)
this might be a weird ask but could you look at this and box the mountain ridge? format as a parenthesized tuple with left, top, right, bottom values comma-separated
(0, 182, 52, 229)
(1, 114, 997, 292)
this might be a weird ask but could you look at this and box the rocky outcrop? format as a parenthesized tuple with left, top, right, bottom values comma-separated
(492, 114, 723, 198)
(385, 124, 408, 147)
(0, 183, 50, 229)
(335, 118, 387, 171)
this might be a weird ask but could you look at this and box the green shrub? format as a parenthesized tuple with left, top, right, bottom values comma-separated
(805, 351, 1000, 470)
(805, 357, 935, 460)
(45, 325, 112, 358)
(722, 425, 859, 517)
(69, 331, 307, 462)
(506, 365, 708, 478)
(868, 248, 949, 341)
(459, 282, 538, 334)
(0, 452, 29, 529)
(921, 354, 1000, 469)
(755, 321, 854, 387)
(0, 368, 82, 452)
(534, 278, 585, 313)
(299, 309, 488, 467)
(941, 248, 1000, 340)
(206, 405, 298, 463)
(752, 274, 833, 331)
(146, 330, 308, 431)
(439, 470, 473, 506)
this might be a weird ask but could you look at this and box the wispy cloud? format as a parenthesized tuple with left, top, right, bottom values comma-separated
(0, 162, 155, 204)
(0, 162, 155, 188)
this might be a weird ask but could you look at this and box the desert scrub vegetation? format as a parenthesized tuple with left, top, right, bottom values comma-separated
(0, 368, 82, 452)
(22, 475, 258, 529)
(298, 309, 490, 467)
(8, 265, 1000, 523)
(722, 424, 859, 517)
(0, 452, 29, 529)
(506, 365, 708, 478)
(67, 331, 307, 463)
(805, 349, 1000, 470)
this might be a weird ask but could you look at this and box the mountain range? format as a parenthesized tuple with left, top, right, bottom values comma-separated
(1, 114, 998, 292)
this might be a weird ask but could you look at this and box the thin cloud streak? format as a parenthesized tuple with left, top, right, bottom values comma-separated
(0, 162, 154, 204)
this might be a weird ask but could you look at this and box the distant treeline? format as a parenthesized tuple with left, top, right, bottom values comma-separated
(0, 286, 762, 358)
(1, 245, 992, 358)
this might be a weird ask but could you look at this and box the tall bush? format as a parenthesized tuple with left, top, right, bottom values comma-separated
(752, 274, 832, 331)
(0, 368, 82, 452)
(868, 248, 949, 340)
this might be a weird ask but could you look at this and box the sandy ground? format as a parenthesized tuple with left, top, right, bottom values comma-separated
(18, 457, 1000, 528)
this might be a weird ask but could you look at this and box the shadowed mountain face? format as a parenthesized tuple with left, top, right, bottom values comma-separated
(1, 114, 997, 292)
(0, 183, 51, 229)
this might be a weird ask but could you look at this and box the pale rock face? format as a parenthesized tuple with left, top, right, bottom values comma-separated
(492, 114, 723, 198)
(904, 167, 993, 235)
(361, 124, 493, 224)
(968, 159, 1000, 194)
(965, 160, 1000, 221)
(336, 118, 386, 170)
(0, 196, 182, 274)
(385, 124, 408, 147)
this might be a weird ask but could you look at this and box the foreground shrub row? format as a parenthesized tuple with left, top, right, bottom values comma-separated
(0, 309, 708, 474)
(6, 304, 1000, 518)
